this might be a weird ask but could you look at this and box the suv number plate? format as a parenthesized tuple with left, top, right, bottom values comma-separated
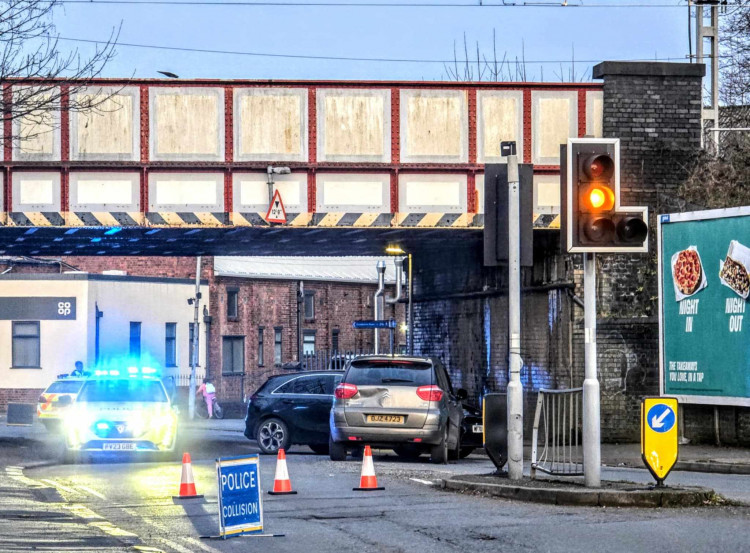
(103, 442, 136, 451)
(366, 414, 404, 424)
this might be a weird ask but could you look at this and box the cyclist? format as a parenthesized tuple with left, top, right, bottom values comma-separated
(196, 378, 217, 418)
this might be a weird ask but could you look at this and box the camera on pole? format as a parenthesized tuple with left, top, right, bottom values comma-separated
(560, 138, 649, 254)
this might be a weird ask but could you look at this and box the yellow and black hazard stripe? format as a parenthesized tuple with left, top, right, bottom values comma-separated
(533, 214, 560, 229)
(0, 211, 561, 229)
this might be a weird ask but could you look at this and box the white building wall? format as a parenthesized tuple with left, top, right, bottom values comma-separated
(0, 276, 209, 391)
(90, 278, 209, 379)
(0, 279, 90, 389)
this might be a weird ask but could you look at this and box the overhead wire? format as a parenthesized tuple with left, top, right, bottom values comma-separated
(52, 0, 748, 7)
(57, 36, 730, 65)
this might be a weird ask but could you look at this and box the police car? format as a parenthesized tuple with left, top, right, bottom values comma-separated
(37, 377, 85, 432)
(63, 368, 179, 461)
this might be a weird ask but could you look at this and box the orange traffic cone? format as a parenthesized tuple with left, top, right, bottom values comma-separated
(353, 445, 384, 491)
(268, 449, 297, 495)
(173, 452, 204, 500)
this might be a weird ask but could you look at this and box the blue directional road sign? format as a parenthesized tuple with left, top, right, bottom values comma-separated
(216, 455, 263, 538)
(646, 403, 676, 433)
(352, 320, 397, 330)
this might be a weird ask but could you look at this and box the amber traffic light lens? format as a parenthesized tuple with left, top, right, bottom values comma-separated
(589, 188, 606, 209)
(582, 185, 614, 212)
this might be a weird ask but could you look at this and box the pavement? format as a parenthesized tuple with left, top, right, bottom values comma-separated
(182, 418, 750, 474)
(3, 415, 749, 508)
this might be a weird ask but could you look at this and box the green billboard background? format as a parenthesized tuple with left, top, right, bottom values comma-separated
(660, 209, 750, 405)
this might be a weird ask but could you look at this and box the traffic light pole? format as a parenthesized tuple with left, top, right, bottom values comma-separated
(507, 152, 523, 481)
(583, 252, 601, 487)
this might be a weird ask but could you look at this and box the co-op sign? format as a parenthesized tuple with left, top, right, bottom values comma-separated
(0, 297, 76, 320)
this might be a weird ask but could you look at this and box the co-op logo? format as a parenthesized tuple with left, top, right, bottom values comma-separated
(57, 302, 72, 316)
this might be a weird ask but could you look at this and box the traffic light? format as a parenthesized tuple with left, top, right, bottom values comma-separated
(561, 138, 648, 253)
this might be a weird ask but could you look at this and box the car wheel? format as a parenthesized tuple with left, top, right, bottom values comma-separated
(458, 447, 475, 459)
(393, 445, 423, 460)
(431, 426, 449, 464)
(62, 449, 80, 464)
(329, 436, 347, 461)
(309, 444, 329, 455)
(256, 418, 290, 455)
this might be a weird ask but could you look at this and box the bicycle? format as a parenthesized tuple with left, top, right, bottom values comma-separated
(195, 395, 224, 419)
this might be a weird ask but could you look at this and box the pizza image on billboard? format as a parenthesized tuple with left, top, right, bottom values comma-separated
(671, 246, 707, 301)
(719, 240, 750, 299)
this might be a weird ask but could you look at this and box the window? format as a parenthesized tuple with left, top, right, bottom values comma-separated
(129, 322, 141, 361)
(222, 336, 244, 374)
(274, 327, 282, 365)
(303, 330, 316, 355)
(188, 323, 199, 366)
(227, 289, 238, 319)
(165, 323, 177, 367)
(303, 291, 315, 320)
(12, 321, 40, 368)
(258, 327, 264, 366)
(331, 328, 340, 353)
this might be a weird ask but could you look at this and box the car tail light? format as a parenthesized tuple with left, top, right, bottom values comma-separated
(416, 385, 443, 402)
(334, 383, 358, 399)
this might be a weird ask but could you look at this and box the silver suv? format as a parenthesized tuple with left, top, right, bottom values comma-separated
(329, 355, 466, 464)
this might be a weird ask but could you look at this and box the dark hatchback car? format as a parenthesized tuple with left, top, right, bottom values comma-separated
(244, 370, 344, 454)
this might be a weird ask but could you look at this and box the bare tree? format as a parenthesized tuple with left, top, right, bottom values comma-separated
(443, 30, 589, 83)
(720, 1, 750, 105)
(0, 0, 119, 143)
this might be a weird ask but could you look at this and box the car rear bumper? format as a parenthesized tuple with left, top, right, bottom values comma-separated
(330, 406, 447, 446)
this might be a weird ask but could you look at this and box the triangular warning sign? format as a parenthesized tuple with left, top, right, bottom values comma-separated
(265, 189, 287, 224)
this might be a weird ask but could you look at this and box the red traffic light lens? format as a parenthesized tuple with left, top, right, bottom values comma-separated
(583, 154, 614, 180)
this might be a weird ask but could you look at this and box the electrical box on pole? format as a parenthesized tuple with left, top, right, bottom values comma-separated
(560, 138, 649, 254)
(483, 162, 534, 267)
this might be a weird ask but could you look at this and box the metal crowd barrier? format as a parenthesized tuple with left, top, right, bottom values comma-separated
(531, 387, 584, 478)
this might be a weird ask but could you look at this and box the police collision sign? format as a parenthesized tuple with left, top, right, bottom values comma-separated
(658, 207, 750, 407)
(216, 455, 263, 538)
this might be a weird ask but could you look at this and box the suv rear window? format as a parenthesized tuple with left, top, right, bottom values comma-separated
(345, 360, 433, 387)
(45, 381, 84, 394)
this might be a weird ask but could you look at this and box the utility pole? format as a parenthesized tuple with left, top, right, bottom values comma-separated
(505, 142, 523, 481)
(583, 253, 601, 487)
(188, 256, 201, 420)
(694, 0, 720, 152)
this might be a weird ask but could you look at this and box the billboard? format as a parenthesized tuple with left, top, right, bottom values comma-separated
(658, 207, 750, 406)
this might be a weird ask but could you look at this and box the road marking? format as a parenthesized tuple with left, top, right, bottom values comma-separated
(5, 467, 44, 488)
(89, 520, 139, 537)
(409, 478, 435, 486)
(133, 547, 166, 553)
(154, 537, 201, 553)
(77, 485, 107, 500)
(41, 479, 85, 496)
(64, 504, 104, 520)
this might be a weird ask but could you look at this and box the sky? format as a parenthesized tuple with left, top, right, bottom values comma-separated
(51, 0, 691, 82)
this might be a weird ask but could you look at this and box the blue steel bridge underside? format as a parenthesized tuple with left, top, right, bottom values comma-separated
(0, 225, 490, 256)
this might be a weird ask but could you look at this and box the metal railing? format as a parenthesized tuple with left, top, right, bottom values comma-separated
(175, 370, 205, 388)
(531, 387, 584, 478)
(300, 349, 374, 372)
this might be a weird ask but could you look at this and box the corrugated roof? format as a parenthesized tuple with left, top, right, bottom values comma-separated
(213, 257, 401, 284)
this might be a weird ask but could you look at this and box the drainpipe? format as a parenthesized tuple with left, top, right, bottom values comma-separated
(385, 257, 404, 305)
(373, 261, 386, 354)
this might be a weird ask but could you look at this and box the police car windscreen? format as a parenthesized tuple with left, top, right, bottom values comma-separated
(78, 380, 167, 402)
(346, 360, 433, 386)
(46, 381, 84, 394)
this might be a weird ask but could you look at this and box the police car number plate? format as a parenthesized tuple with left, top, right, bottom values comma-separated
(103, 442, 136, 451)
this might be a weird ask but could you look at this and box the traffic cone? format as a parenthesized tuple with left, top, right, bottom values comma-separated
(173, 452, 203, 499)
(268, 449, 297, 495)
(353, 445, 384, 491)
